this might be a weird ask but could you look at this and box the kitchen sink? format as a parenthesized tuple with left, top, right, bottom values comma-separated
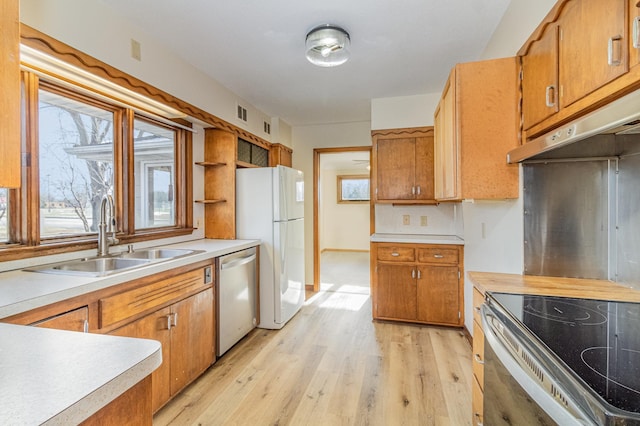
(25, 247, 204, 277)
(117, 248, 198, 260)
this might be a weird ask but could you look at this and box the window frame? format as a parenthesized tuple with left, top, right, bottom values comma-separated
(0, 71, 193, 259)
(336, 174, 370, 204)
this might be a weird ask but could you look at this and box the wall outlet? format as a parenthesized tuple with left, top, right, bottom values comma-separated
(420, 216, 428, 226)
(402, 215, 410, 225)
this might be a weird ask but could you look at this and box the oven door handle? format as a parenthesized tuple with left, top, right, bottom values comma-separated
(481, 305, 594, 426)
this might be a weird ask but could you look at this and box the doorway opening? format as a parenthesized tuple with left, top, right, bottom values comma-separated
(313, 147, 373, 293)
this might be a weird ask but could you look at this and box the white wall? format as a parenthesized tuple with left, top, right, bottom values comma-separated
(20, 0, 277, 143)
(292, 121, 372, 284)
(371, 93, 441, 130)
(320, 169, 370, 251)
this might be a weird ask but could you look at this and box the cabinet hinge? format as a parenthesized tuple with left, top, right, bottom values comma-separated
(458, 270, 461, 280)
(458, 311, 461, 319)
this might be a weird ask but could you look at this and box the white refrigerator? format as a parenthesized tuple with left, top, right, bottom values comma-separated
(236, 165, 305, 329)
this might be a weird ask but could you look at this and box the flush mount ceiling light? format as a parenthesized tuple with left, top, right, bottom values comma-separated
(305, 24, 350, 67)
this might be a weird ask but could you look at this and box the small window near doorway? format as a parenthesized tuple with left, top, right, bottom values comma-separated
(337, 175, 370, 203)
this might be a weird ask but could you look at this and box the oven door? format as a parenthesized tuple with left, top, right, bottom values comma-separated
(481, 303, 595, 426)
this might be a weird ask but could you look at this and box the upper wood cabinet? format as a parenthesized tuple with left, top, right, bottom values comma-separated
(629, 0, 640, 69)
(434, 57, 519, 201)
(0, 0, 21, 188)
(371, 127, 435, 204)
(520, 0, 631, 140)
(522, 23, 560, 130)
(558, 0, 627, 107)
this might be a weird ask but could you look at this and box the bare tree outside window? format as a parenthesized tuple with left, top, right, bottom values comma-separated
(39, 90, 114, 238)
(0, 188, 7, 242)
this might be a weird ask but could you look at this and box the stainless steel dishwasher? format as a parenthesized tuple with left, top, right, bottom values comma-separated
(216, 247, 258, 357)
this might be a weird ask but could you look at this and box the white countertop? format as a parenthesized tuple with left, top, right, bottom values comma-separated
(0, 238, 259, 319)
(370, 233, 464, 245)
(0, 238, 257, 425)
(0, 322, 161, 425)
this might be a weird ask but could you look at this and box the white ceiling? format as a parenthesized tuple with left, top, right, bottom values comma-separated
(320, 151, 370, 172)
(102, 0, 510, 127)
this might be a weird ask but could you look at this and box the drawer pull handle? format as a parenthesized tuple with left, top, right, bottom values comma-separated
(433, 254, 444, 258)
(474, 353, 484, 365)
(411, 269, 416, 279)
(166, 314, 173, 330)
(391, 252, 400, 257)
(474, 412, 483, 426)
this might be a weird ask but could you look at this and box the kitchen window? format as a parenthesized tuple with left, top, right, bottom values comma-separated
(133, 118, 176, 229)
(38, 88, 115, 239)
(337, 175, 370, 203)
(0, 72, 192, 257)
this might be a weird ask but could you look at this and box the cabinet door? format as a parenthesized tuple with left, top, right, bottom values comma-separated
(375, 264, 417, 320)
(630, 0, 640, 69)
(416, 265, 460, 325)
(414, 134, 435, 201)
(434, 75, 458, 200)
(170, 289, 214, 395)
(0, 0, 20, 188)
(375, 137, 416, 201)
(32, 306, 89, 332)
(559, 0, 627, 107)
(522, 23, 559, 130)
(110, 307, 172, 413)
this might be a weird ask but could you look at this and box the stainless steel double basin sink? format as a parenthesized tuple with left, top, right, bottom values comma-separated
(26, 248, 204, 277)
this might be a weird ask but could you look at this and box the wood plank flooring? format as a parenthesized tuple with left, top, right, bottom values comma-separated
(153, 289, 472, 425)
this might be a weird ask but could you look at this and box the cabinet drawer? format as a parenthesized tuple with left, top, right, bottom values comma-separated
(473, 287, 485, 325)
(472, 320, 485, 391)
(472, 375, 484, 426)
(100, 268, 208, 328)
(417, 247, 458, 264)
(377, 246, 415, 262)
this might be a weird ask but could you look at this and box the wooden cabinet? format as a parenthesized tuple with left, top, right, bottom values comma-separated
(471, 286, 486, 425)
(522, 22, 560, 130)
(111, 289, 214, 412)
(104, 265, 215, 412)
(197, 129, 237, 239)
(31, 306, 89, 332)
(0, 0, 21, 188)
(629, 0, 640, 69)
(433, 58, 519, 201)
(519, 0, 630, 141)
(269, 143, 293, 167)
(559, 0, 627, 108)
(371, 242, 463, 327)
(371, 127, 436, 204)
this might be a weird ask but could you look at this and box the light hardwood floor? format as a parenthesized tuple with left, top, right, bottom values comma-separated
(154, 255, 472, 426)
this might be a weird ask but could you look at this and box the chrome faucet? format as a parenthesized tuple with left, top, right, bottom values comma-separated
(97, 194, 119, 256)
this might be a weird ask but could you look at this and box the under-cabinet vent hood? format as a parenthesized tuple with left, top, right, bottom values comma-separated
(507, 89, 640, 163)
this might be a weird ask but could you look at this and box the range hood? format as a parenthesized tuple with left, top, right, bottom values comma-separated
(507, 89, 640, 163)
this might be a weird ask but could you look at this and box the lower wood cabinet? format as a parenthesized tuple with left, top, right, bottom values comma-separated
(109, 282, 214, 413)
(30, 306, 89, 332)
(471, 286, 486, 425)
(371, 242, 464, 326)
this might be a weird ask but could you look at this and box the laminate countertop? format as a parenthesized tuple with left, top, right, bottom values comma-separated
(468, 271, 640, 302)
(370, 233, 464, 245)
(0, 238, 259, 425)
(0, 322, 161, 424)
(0, 238, 259, 319)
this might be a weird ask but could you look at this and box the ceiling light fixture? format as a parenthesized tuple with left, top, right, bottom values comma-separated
(305, 24, 350, 67)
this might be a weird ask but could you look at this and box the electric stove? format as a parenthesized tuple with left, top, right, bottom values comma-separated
(485, 292, 640, 424)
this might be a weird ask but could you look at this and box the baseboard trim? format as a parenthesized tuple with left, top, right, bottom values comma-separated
(321, 248, 370, 253)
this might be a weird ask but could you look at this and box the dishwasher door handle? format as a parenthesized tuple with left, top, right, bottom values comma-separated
(221, 253, 257, 270)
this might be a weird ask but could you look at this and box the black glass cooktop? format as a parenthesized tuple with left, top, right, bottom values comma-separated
(490, 292, 640, 414)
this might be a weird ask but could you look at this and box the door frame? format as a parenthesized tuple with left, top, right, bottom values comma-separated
(313, 146, 373, 291)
